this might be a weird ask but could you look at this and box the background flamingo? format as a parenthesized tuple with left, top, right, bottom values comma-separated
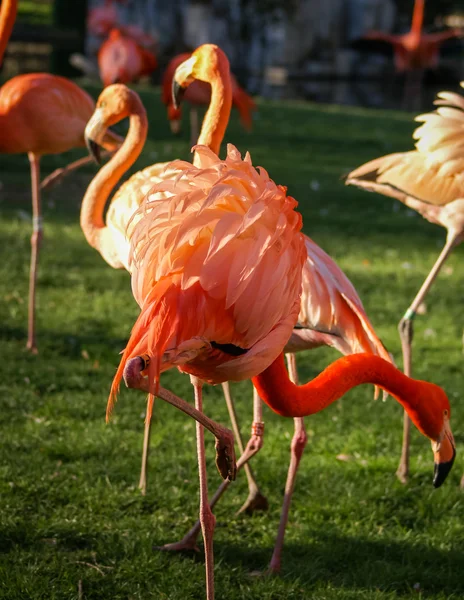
(98, 28, 157, 87)
(162, 52, 256, 146)
(346, 81, 464, 484)
(0, 0, 121, 352)
(354, 0, 462, 108)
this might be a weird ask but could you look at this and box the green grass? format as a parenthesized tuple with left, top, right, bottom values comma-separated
(0, 84, 463, 600)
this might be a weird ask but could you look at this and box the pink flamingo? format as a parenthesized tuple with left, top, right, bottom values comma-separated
(346, 80, 464, 483)
(0, 0, 121, 352)
(98, 28, 157, 87)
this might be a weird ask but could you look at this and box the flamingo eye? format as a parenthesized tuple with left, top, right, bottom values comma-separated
(99, 101, 106, 108)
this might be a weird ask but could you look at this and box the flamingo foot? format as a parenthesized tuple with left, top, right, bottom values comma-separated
(26, 340, 38, 354)
(236, 488, 269, 515)
(154, 533, 201, 554)
(215, 433, 237, 481)
(396, 462, 409, 485)
(249, 563, 280, 578)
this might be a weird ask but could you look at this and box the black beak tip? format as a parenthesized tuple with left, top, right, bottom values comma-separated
(86, 137, 102, 165)
(433, 446, 456, 488)
(172, 80, 185, 110)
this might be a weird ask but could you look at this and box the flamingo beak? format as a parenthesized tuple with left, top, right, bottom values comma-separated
(85, 138, 101, 165)
(85, 107, 105, 164)
(432, 418, 456, 488)
(172, 79, 185, 110)
(172, 55, 197, 108)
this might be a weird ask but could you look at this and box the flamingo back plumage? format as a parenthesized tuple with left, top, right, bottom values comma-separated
(108, 144, 306, 417)
(0, 74, 98, 154)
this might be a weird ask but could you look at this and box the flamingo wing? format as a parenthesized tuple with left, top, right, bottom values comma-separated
(346, 86, 464, 207)
(289, 236, 390, 361)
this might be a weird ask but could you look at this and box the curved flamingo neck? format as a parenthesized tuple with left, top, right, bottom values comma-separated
(80, 97, 147, 252)
(410, 0, 424, 38)
(252, 353, 439, 439)
(194, 62, 232, 166)
(0, 0, 17, 65)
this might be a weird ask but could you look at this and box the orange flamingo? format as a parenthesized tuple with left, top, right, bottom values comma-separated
(162, 52, 255, 146)
(346, 80, 464, 484)
(108, 47, 455, 599)
(98, 28, 157, 87)
(0, 0, 121, 352)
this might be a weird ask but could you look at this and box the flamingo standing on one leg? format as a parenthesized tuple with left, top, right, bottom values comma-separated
(162, 52, 255, 146)
(346, 81, 464, 483)
(82, 47, 265, 504)
(111, 141, 455, 599)
(157, 234, 393, 571)
(98, 28, 157, 87)
(0, 0, 121, 352)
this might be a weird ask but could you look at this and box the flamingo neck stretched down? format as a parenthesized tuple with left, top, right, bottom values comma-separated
(0, 0, 17, 65)
(252, 353, 440, 439)
(80, 91, 147, 253)
(194, 56, 232, 166)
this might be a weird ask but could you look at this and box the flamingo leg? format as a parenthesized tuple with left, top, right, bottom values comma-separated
(222, 382, 268, 514)
(192, 377, 216, 600)
(266, 352, 307, 574)
(40, 153, 106, 191)
(396, 233, 458, 483)
(138, 396, 153, 495)
(123, 356, 236, 481)
(155, 385, 265, 552)
(26, 153, 42, 353)
(190, 107, 199, 147)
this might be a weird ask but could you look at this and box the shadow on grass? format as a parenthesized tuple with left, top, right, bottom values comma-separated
(215, 531, 463, 596)
(0, 323, 128, 358)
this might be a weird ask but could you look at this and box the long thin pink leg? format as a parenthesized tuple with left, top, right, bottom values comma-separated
(396, 233, 459, 483)
(156, 385, 265, 553)
(222, 382, 268, 514)
(267, 352, 307, 574)
(123, 356, 236, 481)
(26, 153, 42, 353)
(138, 396, 153, 495)
(192, 376, 216, 600)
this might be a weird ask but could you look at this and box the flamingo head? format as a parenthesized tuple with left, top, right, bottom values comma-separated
(408, 381, 456, 488)
(430, 402, 455, 488)
(85, 84, 144, 163)
(172, 44, 229, 109)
